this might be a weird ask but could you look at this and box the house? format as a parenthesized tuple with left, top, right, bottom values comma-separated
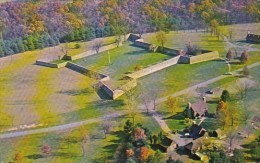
(187, 97, 208, 118)
(246, 33, 260, 43)
(184, 137, 204, 154)
(189, 124, 206, 139)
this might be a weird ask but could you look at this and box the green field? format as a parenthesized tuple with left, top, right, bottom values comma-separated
(73, 42, 171, 80)
(0, 23, 259, 162)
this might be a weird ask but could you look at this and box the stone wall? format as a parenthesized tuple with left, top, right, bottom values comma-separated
(110, 79, 137, 99)
(179, 51, 219, 64)
(99, 82, 114, 99)
(128, 34, 141, 42)
(127, 56, 180, 79)
(64, 43, 120, 61)
(157, 46, 180, 56)
(134, 39, 154, 50)
(66, 62, 108, 79)
(36, 60, 68, 68)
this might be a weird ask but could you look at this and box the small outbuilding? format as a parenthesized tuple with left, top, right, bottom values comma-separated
(212, 129, 226, 139)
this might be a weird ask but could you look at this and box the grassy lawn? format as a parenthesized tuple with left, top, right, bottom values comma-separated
(0, 113, 163, 162)
(73, 42, 171, 80)
(66, 36, 116, 56)
(200, 118, 219, 131)
(0, 51, 40, 128)
(138, 59, 227, 96)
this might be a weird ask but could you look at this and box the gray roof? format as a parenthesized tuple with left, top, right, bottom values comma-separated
(191, 100, 207, 116)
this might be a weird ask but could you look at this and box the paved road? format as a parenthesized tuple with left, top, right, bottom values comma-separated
(0, 61, 260, 139)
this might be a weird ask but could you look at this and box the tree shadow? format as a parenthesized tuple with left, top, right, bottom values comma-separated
(206, 100, 218, 104)
(163, 111, 185, 120)
(52, 152, 80, 158)
(92, 99, 125, 109)
(236, 40, 248, 44)
(57, 88, 92, 96)
(26, 154, 44, 160)
(124, 49, 148, 55)
(229, 61, 242, 65)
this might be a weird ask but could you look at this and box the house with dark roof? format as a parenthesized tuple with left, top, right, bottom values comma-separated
(187, 97, 208, 118)
(246, 34, 260, 43)
(189, 124, 206, 139)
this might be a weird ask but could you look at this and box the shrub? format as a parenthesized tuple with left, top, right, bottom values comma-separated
(134, 65, 142, 71)
(221, 90, 230, 102)
(75, 43, 81, 49)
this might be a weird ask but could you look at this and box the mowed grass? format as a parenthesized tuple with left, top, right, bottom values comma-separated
(0, 113, 163, 162)
(0, 51, 40, 128)
(67, 36, 116, 56)
(73, 42, 171, 80)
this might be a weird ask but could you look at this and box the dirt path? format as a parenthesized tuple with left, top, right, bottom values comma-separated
(223, 35, 260, 52)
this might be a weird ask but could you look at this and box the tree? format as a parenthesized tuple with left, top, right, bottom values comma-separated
(226, 49, 234, 61)
(124, 120, 133, 135)
(36, 37, 44, 49)
(240, 51, 249, 64)
(92, 39, 103, 54)
(124, 87, 138, 126)
(209, 150, 230, 163)
(14, 152, 23, 163)
(228, 29, 233, 40)
(232, 149, 245, 163)
(126, 148, 135, 158)
(0, 43, 4, 57)
(139, 146, 152, 162)
(27, 37, 35, 51)
(150, 150, 165, 163)
(115, 35, 122, 47)
(166, 96, 178, 114)
(227, 131, 238, 153)
(133, 127, 146, 141)
(80, 133, 90, 157)
(210, 19, 219, 36)
(152, 135, 158, 144)
(221, 90, 230, 102)
(156, 31, 167, 50)
(41, 144, 52, 157)
(237, 80, 250, 99)
(217, 100, 227, 112)
(242, 66, 250, 77)
(17, 40, 25, 53)
(102, 121, 113, 139)
(166, 156, 183, 163)
(0, 20, 5, 41)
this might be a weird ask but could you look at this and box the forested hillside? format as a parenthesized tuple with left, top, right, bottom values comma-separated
(0, 0, 259, 57)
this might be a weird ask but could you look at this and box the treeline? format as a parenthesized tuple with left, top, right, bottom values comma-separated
(0, 0, 259, 57)
(0, 34, 60, 57)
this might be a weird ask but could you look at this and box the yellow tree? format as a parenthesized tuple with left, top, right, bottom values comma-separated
(210, 19, 219, 36)
(156, 31, 167, 50)
(14, 152, 23, 163)
(166, 96, 178, 114)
